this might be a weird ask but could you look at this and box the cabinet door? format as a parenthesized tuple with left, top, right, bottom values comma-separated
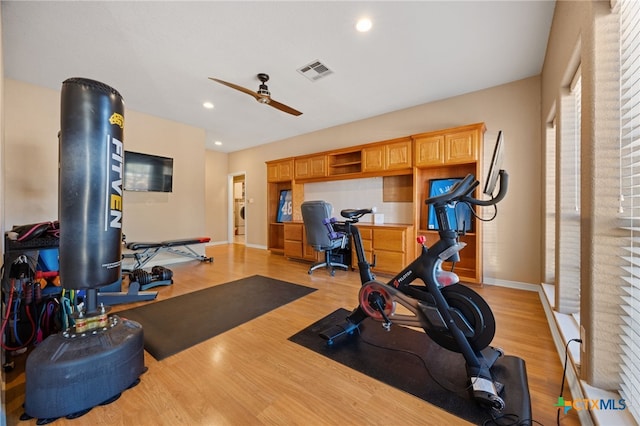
(295, 155, 327, 179)
(278, 160, 294, 181)
(362, 146, 385, 172)
(385, 139, 412, 170)
(414, 135, 445, 167)
(302, 230, 320, 261)
(267, 159, 294, 182)
(445, 130, 477, 163)
(372, 250, 406, 273)
(267, 163, 280, 182)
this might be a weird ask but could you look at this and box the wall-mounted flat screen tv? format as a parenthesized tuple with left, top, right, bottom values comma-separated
(427, 178, 473, 232)
(124, 151, 173, 192)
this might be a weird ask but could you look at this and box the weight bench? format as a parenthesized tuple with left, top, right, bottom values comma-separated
(122, 237, 213, 271)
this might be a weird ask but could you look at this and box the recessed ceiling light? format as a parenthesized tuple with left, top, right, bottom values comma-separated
(214, 141, 222, 146)
(203, 101, 214, 109)
(356, 18, 372, 32)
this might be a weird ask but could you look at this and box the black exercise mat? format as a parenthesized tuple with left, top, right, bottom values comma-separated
(289, 308, 531, 425)
(117, 275, 316, 360)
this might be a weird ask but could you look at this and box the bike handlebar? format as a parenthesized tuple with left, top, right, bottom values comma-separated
(425, 170, 509, 207)
(339, 170, 508, 221)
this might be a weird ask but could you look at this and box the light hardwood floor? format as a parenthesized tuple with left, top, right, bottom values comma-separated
(4, 244, 581, 426)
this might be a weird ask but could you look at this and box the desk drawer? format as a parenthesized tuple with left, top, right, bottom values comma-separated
(284, 223, 303, 240)
(284, 240, 303, 258)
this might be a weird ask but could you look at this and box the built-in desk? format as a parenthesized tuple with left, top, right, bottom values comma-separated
(282, 221, 414, 276)
(267, 122, 485, 283)
(350, 223, 414, 275)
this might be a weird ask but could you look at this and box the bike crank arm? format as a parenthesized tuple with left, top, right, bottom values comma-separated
(358, 280, 444, 330)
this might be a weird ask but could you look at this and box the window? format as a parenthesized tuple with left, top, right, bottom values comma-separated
(555, 69, 582, 315)
(544, 120, 556, 285)
(617, 0, 640, 420)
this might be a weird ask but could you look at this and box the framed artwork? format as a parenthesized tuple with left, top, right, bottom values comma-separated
(276, 190, 293, 222)
(427, 178, 473, 232)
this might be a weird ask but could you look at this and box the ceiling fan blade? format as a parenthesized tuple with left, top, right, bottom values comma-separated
(209, 77, 260, 100)
(267, 98, 303, 116)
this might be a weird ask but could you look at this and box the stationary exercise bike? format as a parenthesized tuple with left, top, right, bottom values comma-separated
(320, 133, 508, 411)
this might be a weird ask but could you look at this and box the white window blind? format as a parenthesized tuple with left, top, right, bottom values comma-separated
(544, 120, 556, 285)
(618, 0, 640, 421)
(556, 70, 582, 314)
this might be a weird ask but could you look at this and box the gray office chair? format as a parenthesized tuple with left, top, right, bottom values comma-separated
(301, 200, 349, 276)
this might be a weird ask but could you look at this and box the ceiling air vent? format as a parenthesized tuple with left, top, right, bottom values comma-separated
(297, 60, 333, 81)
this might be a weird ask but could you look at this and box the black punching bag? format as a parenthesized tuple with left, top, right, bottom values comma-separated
(59, 77, 124, 290)
(22, 79, 144, 422)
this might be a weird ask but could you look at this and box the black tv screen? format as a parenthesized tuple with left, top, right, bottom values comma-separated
(124, 151, 173, 192)
(483, 131, 504, 196)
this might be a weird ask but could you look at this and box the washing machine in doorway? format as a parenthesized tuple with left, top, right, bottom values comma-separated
(235, 200, 245, 235)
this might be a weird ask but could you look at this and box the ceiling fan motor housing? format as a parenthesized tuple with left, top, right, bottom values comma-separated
(257, 84, 270, 98)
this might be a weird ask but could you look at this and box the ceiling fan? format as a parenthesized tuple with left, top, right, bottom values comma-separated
(209, 73, 302, 116)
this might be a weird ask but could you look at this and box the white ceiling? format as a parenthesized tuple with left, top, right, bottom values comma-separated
(2, 1, 555, 153)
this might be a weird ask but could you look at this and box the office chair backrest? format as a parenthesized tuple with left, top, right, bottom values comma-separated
(301, 200, 335, 250)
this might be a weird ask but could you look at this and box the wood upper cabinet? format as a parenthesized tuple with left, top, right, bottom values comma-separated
(445, 130, 478, 164)
(267, 159, 294, 182)
(294, 155, 327, 180)
(414, 135, 445, 166)
(387, 139, 412, 169)
(362, 138, 412, 172)
(362, 146, 385, 172)
(414, 124, 482, 167)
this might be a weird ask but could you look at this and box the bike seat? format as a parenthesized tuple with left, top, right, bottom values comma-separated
(341, 208, 372, 219)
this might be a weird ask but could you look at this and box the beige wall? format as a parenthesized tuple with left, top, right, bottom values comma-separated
(230, 76, 542, 285)
(2, 76, 543, 287)
(2, 75, 542, 285)
(205, 149, 229, 243)
(3, 78, 208, 245)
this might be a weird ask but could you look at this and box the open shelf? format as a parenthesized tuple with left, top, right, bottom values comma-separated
(328, 151, 362, 176)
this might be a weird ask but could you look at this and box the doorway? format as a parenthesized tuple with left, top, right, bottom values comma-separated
(228, 173, 246, 245)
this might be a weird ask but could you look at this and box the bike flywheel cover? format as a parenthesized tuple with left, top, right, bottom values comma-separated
(426, 284, 496, 353)
(358, 281, 394, 321)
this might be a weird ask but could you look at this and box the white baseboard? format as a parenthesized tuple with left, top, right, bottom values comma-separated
(481, 277, 539, 292)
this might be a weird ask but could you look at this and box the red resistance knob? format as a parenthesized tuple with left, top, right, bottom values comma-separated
(416, 235, 427, 245)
